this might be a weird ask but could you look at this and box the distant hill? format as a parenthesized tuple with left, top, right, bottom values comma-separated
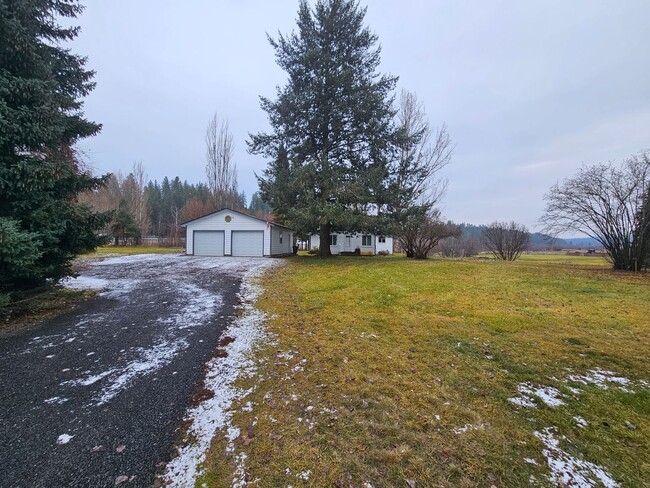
(455, 223, 585, 250)
(561, 237, 603, 249)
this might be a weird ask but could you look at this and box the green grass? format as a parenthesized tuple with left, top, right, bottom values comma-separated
(92, 245, 183, 255)
(202, 257, 649, 487)
(473, 252, 609, 266)
(517, 252, 609, 266)
(0, 286, 96, 335)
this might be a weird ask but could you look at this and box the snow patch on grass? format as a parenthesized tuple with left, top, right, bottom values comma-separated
(574, 416, 589, 428)
(508, 395, 537, 408)
(566, 369, 632, 392)
(535, 427, 619, 487)
(231, 452, 249, 488)
(510, 382, 564, 408)
(163, 260, 283, 487)
(453, 423, 486, 435)
(511, 369, 643, 413)
(295, 470, 311, 481)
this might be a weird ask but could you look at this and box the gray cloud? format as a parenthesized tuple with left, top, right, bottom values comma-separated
(74, 0, 650, 228)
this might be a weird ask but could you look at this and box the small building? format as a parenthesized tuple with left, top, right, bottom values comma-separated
(181, 208, 293, 257)
(308, 233, 394, 255)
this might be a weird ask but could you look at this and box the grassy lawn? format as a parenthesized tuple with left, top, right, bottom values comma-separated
(0, 287, 96, 335)
(202, 256, 649, 487)
(516, 253, 609, 266)
(93, 245, 183, 255)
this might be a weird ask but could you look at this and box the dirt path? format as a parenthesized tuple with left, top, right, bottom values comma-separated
(0, 254, 274, 488)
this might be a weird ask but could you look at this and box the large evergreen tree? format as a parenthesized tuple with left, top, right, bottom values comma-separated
(0, 0, 110, 295)
(250, 0, 399, 256)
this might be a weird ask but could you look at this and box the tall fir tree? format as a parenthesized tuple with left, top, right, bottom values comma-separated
(0, 0, 110, 294)
(249, 0, 399, 256)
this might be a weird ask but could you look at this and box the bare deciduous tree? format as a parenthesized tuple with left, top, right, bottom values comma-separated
(482, 221, 530, 261)
(398, 209, 460, 259)
(205, 112, 239, 209)
(437, 234, 481, 258)
(180, 196, 215, 224)
(393, 89, 453, 212)
(541, 151, 650, 271)
(130, 161, 149, 239)
(391, 90, 455, 258)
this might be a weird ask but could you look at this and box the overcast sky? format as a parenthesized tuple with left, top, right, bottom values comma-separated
(72, 0, 650, 229)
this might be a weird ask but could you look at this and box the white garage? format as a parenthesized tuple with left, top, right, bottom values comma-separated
(181, 208, 293, 257)
(192, 230, 225, 256)
(231, 231, 264, 257)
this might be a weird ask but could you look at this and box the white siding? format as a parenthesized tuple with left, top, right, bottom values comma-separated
(270, 226, 292, 255)
(310, 234, 320, 249)
(308, 234, 341, 254)
(193, 230, 224, 256)
(308, 233, 394, 255)
(376, 236, 394, 254)
(232, 231, 264, 256)
(184, 209, 269, 255)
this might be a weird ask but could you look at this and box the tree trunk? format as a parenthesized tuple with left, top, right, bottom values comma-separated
(318, 222, 332, 257)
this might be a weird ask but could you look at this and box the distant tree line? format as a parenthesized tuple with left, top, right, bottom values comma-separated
(81, 167, 250, 246)
(80, 109, 278, 246)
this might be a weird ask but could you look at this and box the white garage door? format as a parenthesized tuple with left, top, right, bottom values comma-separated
(193, 231, 224, 256)
(231, 231, 264, 257)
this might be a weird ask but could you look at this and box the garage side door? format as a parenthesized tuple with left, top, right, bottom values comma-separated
(193, 231, 224, 256)
(231, 231, 264, 257)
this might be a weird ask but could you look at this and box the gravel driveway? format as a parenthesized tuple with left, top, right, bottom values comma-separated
(0, 254, 275, 488)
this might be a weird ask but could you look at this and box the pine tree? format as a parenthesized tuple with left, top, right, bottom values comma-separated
(0, 1, 110, 294)
(249, 0, 399, 256)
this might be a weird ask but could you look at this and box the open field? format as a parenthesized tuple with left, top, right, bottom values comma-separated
(93, 245, 183, 255)
(513, 253, 608, 266)
(203, 256, 649, 487)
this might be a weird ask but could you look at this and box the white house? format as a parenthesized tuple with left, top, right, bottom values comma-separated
(181, 208, 293, 257)
(308, 233, 394, 255)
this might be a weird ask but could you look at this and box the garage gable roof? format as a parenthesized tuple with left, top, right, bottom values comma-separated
(180, 207, 293, 231)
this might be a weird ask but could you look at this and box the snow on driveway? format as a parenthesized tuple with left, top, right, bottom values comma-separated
(0, 254, 281, 488)
(163, 260, 280, 486)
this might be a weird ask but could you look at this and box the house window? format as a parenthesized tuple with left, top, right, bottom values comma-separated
(329, 235, 338, 246)
(378, 236, 386, 243)
(279, 231, 283, 244)
(362, 235, 372, 246)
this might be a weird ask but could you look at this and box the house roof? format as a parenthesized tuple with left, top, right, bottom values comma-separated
(180, 207, 293, 231)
